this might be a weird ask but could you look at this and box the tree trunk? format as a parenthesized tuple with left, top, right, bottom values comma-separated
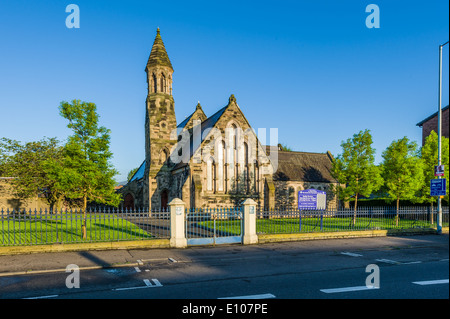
(430, 202, 434, 225)
(82, 195, 87, 239)
(396, 198, 399, 227)
(352, 194, 358, 226)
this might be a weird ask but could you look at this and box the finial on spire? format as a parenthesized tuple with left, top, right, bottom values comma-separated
(196, 101, 202, 109)
(157, 27, 160, 34)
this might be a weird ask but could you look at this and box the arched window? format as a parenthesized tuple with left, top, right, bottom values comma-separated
(152, 73, 157, 93)
(161, 73, 166, 93)
(217, 141, 225, 192)
(160, 149, 169, 164)
(254, 160, 259, 193)
(207, 157, 215, 192)
(244, 142, 249, 193)
(228, 124, 237, 188)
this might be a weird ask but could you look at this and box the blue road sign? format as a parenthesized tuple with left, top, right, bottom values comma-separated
(430, 179, 446, 196)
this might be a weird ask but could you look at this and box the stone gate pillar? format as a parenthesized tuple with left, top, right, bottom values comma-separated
(169, 198, 187, 248)
(242, 198, 258, 244)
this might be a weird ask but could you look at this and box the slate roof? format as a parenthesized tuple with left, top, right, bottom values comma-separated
(267, 147, 337, 183)
(129, 160, 145, 182)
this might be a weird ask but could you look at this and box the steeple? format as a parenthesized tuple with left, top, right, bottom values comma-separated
(143, 28, 177, 209)
(146, 28, 173, 71)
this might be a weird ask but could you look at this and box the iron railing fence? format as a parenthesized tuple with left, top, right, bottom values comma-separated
(185, 207, 243, 242)
(256, 206, 449, 234)
(0, 207, 170, 246)
(1, 206, 448, 246)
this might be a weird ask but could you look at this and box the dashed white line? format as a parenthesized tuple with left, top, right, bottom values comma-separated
(24, 295, 59, 300)
(113, 279, 163, 291)
(341, 252, 363, 257)
(134, 267, 141, 273)
(412, 279, 449, 286)
(320, 286, 379, 294)
(375, 258, 401, 265)
(218, 293, 276, 299)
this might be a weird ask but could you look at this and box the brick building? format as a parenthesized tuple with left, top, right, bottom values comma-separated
(416, 105, 449, 146)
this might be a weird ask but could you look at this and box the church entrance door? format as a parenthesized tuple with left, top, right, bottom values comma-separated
(160, 190, 169, 210)
(124, 193, 134, 210)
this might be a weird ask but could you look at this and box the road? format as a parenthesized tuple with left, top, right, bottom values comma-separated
(0, 234, 448, 305)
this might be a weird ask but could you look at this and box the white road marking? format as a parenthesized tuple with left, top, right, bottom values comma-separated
(113, 279, 162, 291)
(218, 293, 276, 299)
(168, 257, 178, 263)
(341, 252, 363, 257)
(320, 286, 379, 294)
(412, 279, 449, 285)
(23, 295, 59, 299)
(375, 258, 401, 265)
(137, 260, 144, 266)
(134, 267, 141, 272)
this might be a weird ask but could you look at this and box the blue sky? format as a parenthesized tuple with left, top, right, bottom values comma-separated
(0, 0, 448, 183)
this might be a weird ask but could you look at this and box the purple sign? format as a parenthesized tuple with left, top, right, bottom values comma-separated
(298, 189, 326, 210)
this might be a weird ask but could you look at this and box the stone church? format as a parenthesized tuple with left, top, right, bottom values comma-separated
(118, 28, 339, 211)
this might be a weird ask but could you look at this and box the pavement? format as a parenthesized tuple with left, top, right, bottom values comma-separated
(0, 232, 448, 277)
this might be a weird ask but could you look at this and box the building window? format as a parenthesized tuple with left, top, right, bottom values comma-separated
(207, 157, 216, 192)
(217, 141, 225, 192)
(244, 142, 249, 193)
(160, 73, 166, 93)
(152, 73, 157, 93)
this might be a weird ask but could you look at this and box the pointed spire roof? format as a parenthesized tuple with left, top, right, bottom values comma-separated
(146, 28, 173, 71)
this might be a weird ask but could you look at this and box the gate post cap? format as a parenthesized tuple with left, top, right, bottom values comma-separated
(168, 198, 185, 206)
(242, 198, 257, 206)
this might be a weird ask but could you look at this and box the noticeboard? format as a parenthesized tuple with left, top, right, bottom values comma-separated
(298, 189, 326, 210)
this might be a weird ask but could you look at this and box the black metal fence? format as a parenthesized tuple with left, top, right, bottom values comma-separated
(0, 208, 170, 246)
(256, 206, 449, 234)
(1, 206, 448, 247)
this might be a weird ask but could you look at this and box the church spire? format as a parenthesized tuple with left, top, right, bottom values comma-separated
(145, 28, 173, 95)
(146, 28, 173, 71)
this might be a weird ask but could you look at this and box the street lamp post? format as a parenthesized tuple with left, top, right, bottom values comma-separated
(437, 40, 449, 234)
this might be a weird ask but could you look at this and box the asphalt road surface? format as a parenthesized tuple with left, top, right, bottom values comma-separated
(0, 234, 448, 305)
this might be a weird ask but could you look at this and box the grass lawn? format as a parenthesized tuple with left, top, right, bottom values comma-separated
(0, 213, 152, 246)
(198, 215, 438, 236)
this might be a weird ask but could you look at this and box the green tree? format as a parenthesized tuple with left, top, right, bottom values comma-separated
(59, 100, 121, 238)
(380, 137, 424, 225)
(0, 137, 65, 212)
(331, 129, 383, 225)
(418, 131, 449, 211)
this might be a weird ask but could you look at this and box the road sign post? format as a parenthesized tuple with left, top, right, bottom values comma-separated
(431, 179, 446, 234)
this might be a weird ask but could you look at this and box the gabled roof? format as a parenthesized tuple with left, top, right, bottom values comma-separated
(146, 28, 173, 71)
(177, 102, 207, 132)
(416, 105, 449, 127)
(267, 147, 336, 183)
